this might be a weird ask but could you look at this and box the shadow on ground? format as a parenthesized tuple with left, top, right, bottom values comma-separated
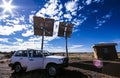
(10, 69, 91, 78)
(69, 60, 120, 77)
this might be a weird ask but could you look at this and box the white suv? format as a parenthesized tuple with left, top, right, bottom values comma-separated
(9, 49, 68, 76)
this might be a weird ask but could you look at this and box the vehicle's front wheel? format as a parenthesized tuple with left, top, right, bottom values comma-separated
(14, 64, 22, 73)
(47, 64, 57, 76)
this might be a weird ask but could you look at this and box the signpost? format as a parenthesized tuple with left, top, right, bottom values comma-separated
(33, 16, 54, 51)
(58, 22, 74, 58)
(33, 16, 73, 59)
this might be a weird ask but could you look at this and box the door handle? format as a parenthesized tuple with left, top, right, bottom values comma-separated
(20, 58, 23, 60)
(29, 59, 34, 61)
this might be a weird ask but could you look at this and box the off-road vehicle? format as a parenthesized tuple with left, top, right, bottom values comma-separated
(9, 49, 68, 76)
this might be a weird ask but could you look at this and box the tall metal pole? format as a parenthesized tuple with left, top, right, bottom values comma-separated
(65, 33, 68, 58)
(65, 26, 69, 59)
(41, 27, 44, 51)
(41, 19, 45, 52)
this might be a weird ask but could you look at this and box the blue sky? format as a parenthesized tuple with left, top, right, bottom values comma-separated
(0, 0, 120, 52)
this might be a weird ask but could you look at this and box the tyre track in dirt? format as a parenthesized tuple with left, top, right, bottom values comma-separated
(0, 62, 12, 78)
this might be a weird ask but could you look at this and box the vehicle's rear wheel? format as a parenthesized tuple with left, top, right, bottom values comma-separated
(47, 64, 57, 76)
(14, 64, 22, 73)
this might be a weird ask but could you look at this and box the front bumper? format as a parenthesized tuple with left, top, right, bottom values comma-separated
(57, 63, 68, 68)
(57, 58, 69, 68)
(8, 63, 14, 69)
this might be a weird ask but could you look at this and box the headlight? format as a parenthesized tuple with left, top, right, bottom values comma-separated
(59, 59, 64, 63)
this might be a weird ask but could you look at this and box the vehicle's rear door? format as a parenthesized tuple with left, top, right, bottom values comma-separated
(13, 50, 28, 68)
(27, 50, 44, 71)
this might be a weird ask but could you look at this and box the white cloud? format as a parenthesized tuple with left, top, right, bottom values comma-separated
(58, 4, 63, 11)
(15, 38, 23, 42)
(0, 25, 25, 35)
(31, 11, 36, 14)
(44, 46, 65, 52)
(0, 44, 29, 52)
(36, 0, 60, 17)
(79, 6, 83, 10)
(72, 16, 87, 26)
(19, 15, 25, 22)
(64, 14, 72, 21)
(113, 39, 120, 52)
(94, 26, 99, 29)
(92, 10, 98, 13)
(22, 29, 33, 37)
(58, 11, 63, 17)
(0, 14, 25, 25)
(82, 0, 103, 6)
(68, 44, 92, 52)
(0, 26, 12, 35)
(95, 11, 112, 29)
(71, 11, 77, 16)
(43, 44, 91, 52)
(65, 0, 78, 12)
(113, 39, 120, 44)
(70, 45, 84, 49)
(0, 38, 8, 42)
(73, 28, 79, 32)
(29, 14, 34, 24)
(0, 13, 27, 35)
(29, 36, 42, 42)
(0, 39, 43, 51)
(103, 13, 112, 19)
(0, 14, 9, 20)
(86, 0, 92, 5)
(44, 35, 59, 43)
(97, 20, 106, 26)
(51, 16, 60, 21)
(13, 25, 26, 31)
(0, 39, 91, 52)
(5, 18, 20, 25)
(93, 0, 104, 3)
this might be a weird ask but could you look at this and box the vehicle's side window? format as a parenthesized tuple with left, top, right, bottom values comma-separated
(15, 51, 28, 57)
(15, 51, 22, 56)
(28, 51, 33, 57)
(28, 50, 42, 57)
(22, 51, 28, 57)
(33, 50, 42, 57)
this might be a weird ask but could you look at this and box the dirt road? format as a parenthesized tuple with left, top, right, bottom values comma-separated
(0, 61, 89, 78)
(0, 60, 119, 78)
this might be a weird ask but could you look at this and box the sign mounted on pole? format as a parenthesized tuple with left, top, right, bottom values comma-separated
(33, 16, 44, 36)
(58, 22, 66, 37)
(33, 16, 54, 36)
(58, 22, 73, 37)
(44, 18, 54, 36)
(33, 16, 54, 50)
(66, 23, 73, 38)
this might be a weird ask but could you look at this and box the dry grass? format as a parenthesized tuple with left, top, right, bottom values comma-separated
(118, 53, 120, 58)
(0, 53, 120, 78)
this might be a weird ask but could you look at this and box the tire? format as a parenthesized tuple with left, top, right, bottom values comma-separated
(14, 64, 22, 73)
(47, 64, 57, 76)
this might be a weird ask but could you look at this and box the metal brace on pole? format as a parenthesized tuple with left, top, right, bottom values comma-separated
(41, 18, 45, 52)
(41, 27, 44, 51)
